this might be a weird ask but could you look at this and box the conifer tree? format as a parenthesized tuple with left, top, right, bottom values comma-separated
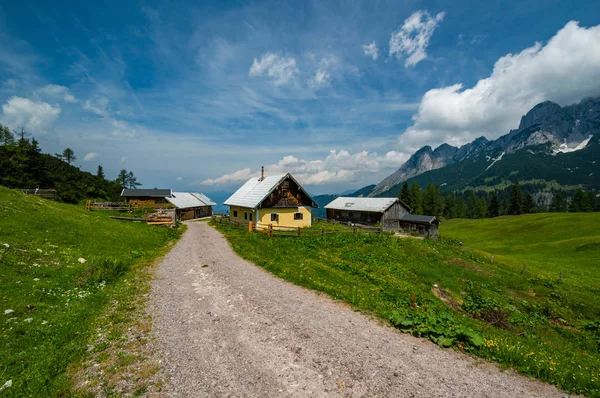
(409, 182, 423, 214)
(488, 195, 500, 218)
(509, 181, 523, 215)
(97, 165, 105, 179)
(399, 182, 410, 206)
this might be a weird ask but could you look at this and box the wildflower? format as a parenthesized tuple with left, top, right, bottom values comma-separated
(24, 318, 33, 323)
(78, 258, 86, 264)
(33, 278, 39, 281)
(2, 244, 9, 248)
(37, 249, 42, 253)
(41, 320, 48, 325)
(4, 309, 14, 315)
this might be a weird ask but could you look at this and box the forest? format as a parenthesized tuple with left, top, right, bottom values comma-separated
(0, 124, 140, 203)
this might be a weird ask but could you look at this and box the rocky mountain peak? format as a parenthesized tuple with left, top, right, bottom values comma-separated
(518, 101, 563, 130)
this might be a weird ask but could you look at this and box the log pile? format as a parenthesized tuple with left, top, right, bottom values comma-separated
(146, 210, 175, 225)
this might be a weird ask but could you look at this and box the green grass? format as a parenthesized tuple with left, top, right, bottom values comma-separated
(0, 187, 181, 397)
(214, 217, 600, 397)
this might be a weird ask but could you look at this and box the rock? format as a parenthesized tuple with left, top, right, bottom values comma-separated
(0, 380, 12, 392)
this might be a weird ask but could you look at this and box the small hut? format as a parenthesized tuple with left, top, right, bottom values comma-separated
(166, 192, 216, 221)
(324, 197, 410, 231)
(121, 189, 172, 205)
(399, 214, 440, 238)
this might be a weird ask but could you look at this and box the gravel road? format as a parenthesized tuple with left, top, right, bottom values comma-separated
(149, 222, 565, 397)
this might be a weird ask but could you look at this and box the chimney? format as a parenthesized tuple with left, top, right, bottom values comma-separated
(259, 166, 265, 181)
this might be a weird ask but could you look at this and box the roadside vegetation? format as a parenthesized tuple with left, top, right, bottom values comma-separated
(214, 215, 600, 397)
(0, 187, 182, 396)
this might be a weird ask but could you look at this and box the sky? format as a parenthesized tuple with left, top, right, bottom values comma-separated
(1, 0, 599, 194)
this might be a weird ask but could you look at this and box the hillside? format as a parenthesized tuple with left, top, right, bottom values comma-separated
(441, 213, 600, 289)
(372, 97, 600, 198)
(0, 187, 180, 396)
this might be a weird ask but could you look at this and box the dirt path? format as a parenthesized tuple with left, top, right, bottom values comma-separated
(149, 222, 564, 397)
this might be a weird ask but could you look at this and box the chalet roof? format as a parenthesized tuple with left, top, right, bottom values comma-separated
(121, 188, 172, 198)
(325, 197, 401, 213)
(400, 214, 440, 224)
(166, 192, 216, 209)
(224, 173, 317, 209)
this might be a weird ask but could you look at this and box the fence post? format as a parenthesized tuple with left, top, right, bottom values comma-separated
(521, 264, 527, 274)
(321, 227, 325, 237)
(298, 227, 301, 237)
(268, 224, 273, 237)
(491, 254, 494, 263)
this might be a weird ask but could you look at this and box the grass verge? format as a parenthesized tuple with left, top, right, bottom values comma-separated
(0, 187, 182, 397)
(214, 218, 600, 397)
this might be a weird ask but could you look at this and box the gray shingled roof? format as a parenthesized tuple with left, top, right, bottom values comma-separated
(400, 214, 440, 224)
(325, 197, 398, 213)
(121, 189, 172, 197)
(166, 192, 216, 209)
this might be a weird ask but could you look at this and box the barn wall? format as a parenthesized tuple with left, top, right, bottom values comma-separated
(381, 202, 410, 222)
(326, 209, 383, 226)
(258, 206, 312, 228)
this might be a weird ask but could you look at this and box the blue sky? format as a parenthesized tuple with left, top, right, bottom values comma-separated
(1, 1, 599, 194)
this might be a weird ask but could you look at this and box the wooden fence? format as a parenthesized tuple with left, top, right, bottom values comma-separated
(21, 189, 57, 198)
(85, 200, 174, 212)
(212, 216, 382, 238)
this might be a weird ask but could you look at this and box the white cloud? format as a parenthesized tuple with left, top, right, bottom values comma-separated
(399, 21, 600, 152)
(201, 150, 409, 186)
(110, 119, 140, 139)
(176, 176, 182, 181)
(83, 96, 110, 117)
(389, 10, 445, 67)
(3, 79, 17, 88)
(308, 56, 342, 89)
(83, 152, 99, 161)
(1, 96, 61, 133)
(362, 41, 379, 61)
(37, 84, 77, 103)
(249, 53, 298, 85)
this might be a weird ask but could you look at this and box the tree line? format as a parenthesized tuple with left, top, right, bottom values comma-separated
(0, 124, 142, 203)
(398, 180, 600, 219)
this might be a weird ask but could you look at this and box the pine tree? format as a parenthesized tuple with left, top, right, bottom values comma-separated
(501, 198, 510, 215)
(61, 148, 77, 165)
(476, 197, 487, 219)
(97, 165, 105, 179)
(466, 191, 478, 219)
(569, 188, 585, 212)
(455, 198, 466, 218)
(409, 182, 423, 214)
(399, 182, 410, 206)
(126, 171, 142, 189)
(0, 125, 15, 146)
(509, 182, 523, 215)
(523, 194, 534, 214)
(549, 193, 566, 212)
(116, 169, 128, 189)
(443, 193, 457, 219)
(584, 191, 596, 212)
(488, 195, 500, 218)
(423, 184, 442, 216)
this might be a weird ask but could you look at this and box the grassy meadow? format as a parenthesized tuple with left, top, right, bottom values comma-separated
(214, 216, 600, 397)
(0, 187, 181, 397)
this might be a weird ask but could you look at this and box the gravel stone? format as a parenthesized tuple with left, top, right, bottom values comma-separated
(150, 222, 564, 397)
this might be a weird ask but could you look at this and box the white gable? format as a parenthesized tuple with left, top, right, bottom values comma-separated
(224, 174, 288, 209)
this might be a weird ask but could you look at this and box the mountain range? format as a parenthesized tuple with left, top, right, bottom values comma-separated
(367, 96, 600, 200)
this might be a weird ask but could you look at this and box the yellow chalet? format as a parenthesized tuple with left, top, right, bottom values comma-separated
(224, 170, 318, 229)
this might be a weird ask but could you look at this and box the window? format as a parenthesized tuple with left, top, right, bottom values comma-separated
(294, 212, 303, 220)
(244, 212, 248, 220)
(233, 210, 238, 217)
(270, 213, 278, 222)
(249, 213, 253, 221)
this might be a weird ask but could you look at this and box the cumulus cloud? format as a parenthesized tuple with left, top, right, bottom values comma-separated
(399, 21, 600, 152)
(362, 41, 379, 60)
(1, 96, 61, 133)
(176, 176, 182, 181)
(249, 53, 298, 85)
(36, 84, 77, 103)
(389, 10, 445, 67)
(110, 119, 140, 139)
(83, 96, 110, 117)
(200, 150, 409, 186)
(83, 152, 99, 161)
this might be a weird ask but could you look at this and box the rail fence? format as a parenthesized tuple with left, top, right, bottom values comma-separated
(212, 216, 382, 238)
(85, 200, 174, 212)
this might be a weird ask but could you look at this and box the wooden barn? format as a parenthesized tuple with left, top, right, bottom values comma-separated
(325, 197, 411, 231)
(166, 192, 216, 221)
(121, 189, 172, 205)
(224, 168, 318, 229)
(399, 214, 440, 238)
